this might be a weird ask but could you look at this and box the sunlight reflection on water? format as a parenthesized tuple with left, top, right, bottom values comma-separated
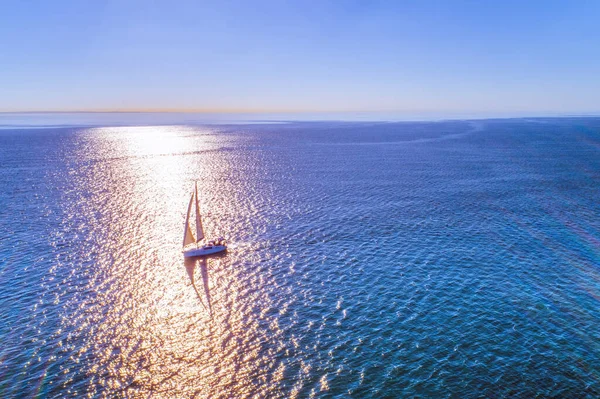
(60, 126, 280, 397)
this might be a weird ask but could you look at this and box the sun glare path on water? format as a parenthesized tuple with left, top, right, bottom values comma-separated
(53, 126, 290, 397)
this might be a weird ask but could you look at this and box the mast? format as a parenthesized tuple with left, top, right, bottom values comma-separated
(195, 181, 204, 242)
(183, 191, 196, 247)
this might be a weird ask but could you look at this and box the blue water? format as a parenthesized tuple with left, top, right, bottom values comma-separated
(1, 117, 599, 398)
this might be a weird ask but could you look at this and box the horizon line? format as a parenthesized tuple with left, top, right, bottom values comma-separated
(2, 108, 600, 117)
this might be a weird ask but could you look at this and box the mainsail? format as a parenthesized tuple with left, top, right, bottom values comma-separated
(183, 192, 196, 247)
(195, 182, 204, 241)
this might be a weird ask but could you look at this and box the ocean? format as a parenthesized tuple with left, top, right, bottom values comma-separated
(1, 116, 599, 398)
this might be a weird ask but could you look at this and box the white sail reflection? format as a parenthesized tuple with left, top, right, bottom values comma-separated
(184, 257, 212, 315)
(199, 259, 212, 315)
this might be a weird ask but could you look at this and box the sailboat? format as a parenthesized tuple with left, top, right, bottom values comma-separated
(182, 182, 227, 258)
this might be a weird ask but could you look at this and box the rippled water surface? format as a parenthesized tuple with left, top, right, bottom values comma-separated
(1, 118, 599, 398)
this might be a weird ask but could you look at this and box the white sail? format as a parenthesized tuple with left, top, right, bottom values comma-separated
(183, 192, 196, 247)
(195, 182, 204, 242)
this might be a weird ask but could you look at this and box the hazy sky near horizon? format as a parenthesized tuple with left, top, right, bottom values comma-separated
(1, 0, 600, 115)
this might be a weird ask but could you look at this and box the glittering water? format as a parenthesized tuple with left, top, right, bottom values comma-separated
(1, 118, 599, 398)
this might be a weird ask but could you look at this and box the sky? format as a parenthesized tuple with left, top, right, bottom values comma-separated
(1, 0, 600, 116)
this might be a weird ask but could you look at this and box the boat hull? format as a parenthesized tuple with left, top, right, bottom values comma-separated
(183, 245, 227, 258)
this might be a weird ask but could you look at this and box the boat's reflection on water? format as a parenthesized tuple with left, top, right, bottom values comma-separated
(184, 255, 225, 316)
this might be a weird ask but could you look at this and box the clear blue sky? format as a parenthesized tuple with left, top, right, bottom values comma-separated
(1, 0, 599, 115)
